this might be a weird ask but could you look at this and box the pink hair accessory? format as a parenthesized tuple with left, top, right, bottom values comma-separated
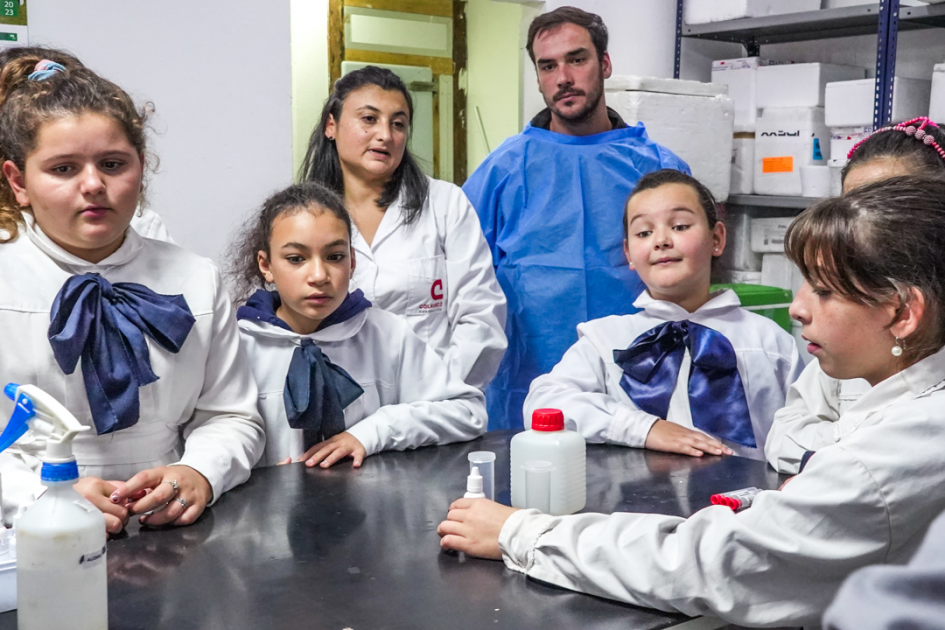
(847, 116, 945, 164)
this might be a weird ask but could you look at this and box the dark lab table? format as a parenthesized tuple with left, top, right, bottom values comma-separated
(0, 431, 784, 630)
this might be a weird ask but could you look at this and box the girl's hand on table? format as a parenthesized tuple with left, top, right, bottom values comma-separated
(437, 498, 520, 560)
(645, 419, 734, 458)
(74, 476, 130, 534)
(298, 432, 367, 468)
(111, 465, 213, 527)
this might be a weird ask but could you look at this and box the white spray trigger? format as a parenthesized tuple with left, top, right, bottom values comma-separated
(2, 383, 88, 463)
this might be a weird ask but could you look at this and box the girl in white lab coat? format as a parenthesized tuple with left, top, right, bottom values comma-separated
(524, 169, 803, 461)
(299, 66, 507, 393)
(230, 181, 486, 468)
(439, 176, 945, 627)
(0, 54, 264, 533)
(766, 117, 945, 473)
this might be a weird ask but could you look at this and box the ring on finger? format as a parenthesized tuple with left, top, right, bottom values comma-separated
(176, 497, 187, 508)
(163, 479, 180, 493)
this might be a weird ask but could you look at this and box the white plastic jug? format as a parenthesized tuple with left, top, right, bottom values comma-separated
(510, 409, 586, 515)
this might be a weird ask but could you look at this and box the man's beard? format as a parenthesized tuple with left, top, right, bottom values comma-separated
(546, 68, 605, 124)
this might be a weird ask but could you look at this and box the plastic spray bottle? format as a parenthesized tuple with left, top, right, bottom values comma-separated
(0, 383, 107, 630)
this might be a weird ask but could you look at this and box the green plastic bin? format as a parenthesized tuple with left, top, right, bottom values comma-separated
(712, 283, 793, 332)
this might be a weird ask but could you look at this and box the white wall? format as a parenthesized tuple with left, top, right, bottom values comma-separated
(27, 1, 296, 264)
(518, 0, 680, 122)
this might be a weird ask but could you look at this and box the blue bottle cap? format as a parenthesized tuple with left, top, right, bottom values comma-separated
(41, 461, 79, 482)
(3, 383, 18, 401)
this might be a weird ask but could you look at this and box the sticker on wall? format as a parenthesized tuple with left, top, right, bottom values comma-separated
(0, 0, 28, 51)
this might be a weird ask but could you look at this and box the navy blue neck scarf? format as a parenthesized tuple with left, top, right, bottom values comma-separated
(47, 273, 196, 435)
(238, 290, 371, 445)
(613, 320, 755, 448)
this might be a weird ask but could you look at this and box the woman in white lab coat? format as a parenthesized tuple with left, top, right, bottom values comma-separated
(765, 117, 945, 474)
(230, 182, 486, 468)
(0, 53, 264, 533)
(438, 177, 945, 627)
(300, 66, 507, 393)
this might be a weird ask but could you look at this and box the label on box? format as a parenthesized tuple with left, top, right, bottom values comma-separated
(763, 157, 794, 173)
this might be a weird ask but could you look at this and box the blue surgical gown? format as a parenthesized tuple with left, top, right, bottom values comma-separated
(463, 121, 690, 429)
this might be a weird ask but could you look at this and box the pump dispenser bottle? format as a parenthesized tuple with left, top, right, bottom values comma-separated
(510, 408, 586, 515)
(0, 383, 107, 630)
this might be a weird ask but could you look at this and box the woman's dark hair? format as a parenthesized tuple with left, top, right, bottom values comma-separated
(299, 66, 428, 225)
(229, 181, 352, 304)
(0, 49, 150, 243)
(785, 175, 945, 366)
(623, 169, 720, 239)
(842, 119, 945, 184)
(526, 7, 608, 63)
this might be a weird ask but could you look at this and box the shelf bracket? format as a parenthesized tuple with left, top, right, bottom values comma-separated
(744, 38, 760, 57)
(674, 0, 684, 79)
(874, 0, 900, 128)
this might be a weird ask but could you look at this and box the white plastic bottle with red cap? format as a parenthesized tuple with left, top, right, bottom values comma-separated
(510, 408, 586, 515)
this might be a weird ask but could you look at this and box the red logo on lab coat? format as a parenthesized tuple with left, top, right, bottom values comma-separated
(431, 279, 444, 301)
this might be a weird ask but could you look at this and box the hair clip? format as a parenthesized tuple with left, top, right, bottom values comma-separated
(28, 60, 66, 82)
(847, 116, 945, 164)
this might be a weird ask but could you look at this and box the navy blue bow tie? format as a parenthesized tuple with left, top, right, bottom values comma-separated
(613, 320, 756, 448)
(48, 273, 196, 435)
(284, 338, 363, 447)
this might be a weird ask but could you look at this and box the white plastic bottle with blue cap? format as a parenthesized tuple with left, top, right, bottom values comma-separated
(0, 383, 107, 629)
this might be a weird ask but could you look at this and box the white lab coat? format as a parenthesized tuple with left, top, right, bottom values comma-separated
(525, 290, 804, 460)
(349, 177, 507, 391)
(238, 306, 487, 468)
(0, 214, 265, 514)
(500, 345, 945, 628)
(766, 360, 872, 473)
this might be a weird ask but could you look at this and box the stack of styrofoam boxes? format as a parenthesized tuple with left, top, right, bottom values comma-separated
(931, 64, 945, 124)
(754, 63, 866, 196)
(606, 75, 734, 201)
(684, 0, 820, 24)
(825, 77, 932, 193)
(752, 217, 802, 295)
(712, 58, 769, 195)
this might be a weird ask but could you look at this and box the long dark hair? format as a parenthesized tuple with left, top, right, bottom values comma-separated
(299, 66, 428, 225)
(785, 176, 945, 366)
(228, 181, 352, 304)
(843, 119, 945, 184)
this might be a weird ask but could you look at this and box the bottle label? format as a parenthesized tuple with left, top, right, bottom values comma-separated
(79, 546, 106, 568)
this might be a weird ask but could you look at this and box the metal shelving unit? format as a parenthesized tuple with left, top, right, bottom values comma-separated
(672, 0, 945, 209)
(726, 194, 813, 209)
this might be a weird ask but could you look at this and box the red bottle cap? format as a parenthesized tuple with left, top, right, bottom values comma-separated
(531, 408, 564, 431)
(710, 494, 739, 510)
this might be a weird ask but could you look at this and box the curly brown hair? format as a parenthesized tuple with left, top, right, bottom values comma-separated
(0, 49, 150, 242)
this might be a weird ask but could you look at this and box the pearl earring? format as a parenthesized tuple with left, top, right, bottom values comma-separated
(892, 337, 904, 357)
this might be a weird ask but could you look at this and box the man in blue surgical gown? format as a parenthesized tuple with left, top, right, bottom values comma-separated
(463, 7, 689, 429)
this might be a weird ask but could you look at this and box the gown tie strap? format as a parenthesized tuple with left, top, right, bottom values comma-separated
(48, 272, 196, 434)
(283, 338, 363, 448)
(613, 320, 755, 448)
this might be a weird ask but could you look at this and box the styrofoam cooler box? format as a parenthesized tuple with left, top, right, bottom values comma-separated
(761, 253, 803, 295)
(731, 133, 754, 194)
(712, 57, 770, 131)
(756, 63, 866, 109)
(607, 75, 734, 201)
(830, 125, 872, 166)
(754, 107, 830, 196)
(720, 208, 762, 272)
(684, 0, 820, 25)
(829, 158, 844, 196)
(825, 78, 931, 127)
(726, 270, 762, 285)
(751, 217, 793, 253)
(931, 63, 945, 124)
